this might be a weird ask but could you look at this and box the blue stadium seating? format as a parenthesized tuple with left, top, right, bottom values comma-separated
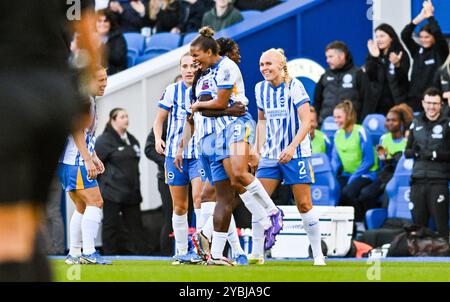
(123, 32, 145, 55)
(320, 116, 338, 142)
(366, 156, 414, 229)
(362, 114, 386, 146)
(310, 154, 340, 206)
(241, 10, 262, 19)
(144, 33, 181, 52)
(135, 53, 161, 65)
(182, 32, 199, 45)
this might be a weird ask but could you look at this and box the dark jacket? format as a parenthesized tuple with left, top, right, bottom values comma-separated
(201, 5, 243, 33)
(433, 66, 450, 93)
(401, 17, 449, 111)
(178, 0, 212, 33)
(404, 112, 450, 181)
(148, 0, 180, 33)
(95, 125, 142, 204)
(114, 1, 149, 33)
(361, 50, 410, 119)
(314, 54, 365, 123)
(144, 119, 168, 180)
(103, 31, 127, 75)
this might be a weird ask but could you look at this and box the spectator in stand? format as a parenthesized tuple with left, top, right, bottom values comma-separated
(174, 0, 213, 34)
(148, 0, 181, 33)
(310, 107, 332, 157)
(314, 41, 365, 125)
(109, 0, 148, 33)
(96, 108, 148, 255)
(404, 87, 450, 241)
(358, 103, 413, 211)
(401, 0, 449, 112)
(96, 9, 127, 75)
(202, 0, 243, 33)
(434, 52, 450, 116)
(233, 0, 280, 11)
(332, 101, 378, 231)
(145, 117, 173, 256)
(362, 23, 410, 119)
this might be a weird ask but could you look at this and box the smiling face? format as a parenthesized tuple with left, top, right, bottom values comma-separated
(96, 15, 111, 36)
(180, 54, 196, 86)
(90, 68, 108, 97)
(190, 45, 213, 71)
(419, 30, 436, 49)
(375, 30, 393, 51)
(422, 94, 442, 120)
(259, 51, 283, 86)
(333, 108, 347, 129)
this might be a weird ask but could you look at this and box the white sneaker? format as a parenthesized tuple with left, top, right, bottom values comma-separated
(313, 256, 327, 266)
(248, 254, 265, 265)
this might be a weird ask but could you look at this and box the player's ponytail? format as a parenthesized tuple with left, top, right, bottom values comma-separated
(335, 100, 357, 129)
(276, 48, 292, 87)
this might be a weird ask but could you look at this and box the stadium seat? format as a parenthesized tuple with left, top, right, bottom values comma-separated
(144, 32, 181, 52)
(241, 10, 262, 19)
(320, 116, 338, 142)
(362, 114, 386, 146)
(135, 53, 161, 65)
(310, 154, 340, 206)
(123, 32, 145, 55)
(182, 32, 198, 45)
(127, 48, 140, 68)
(366, 156, 413, 229)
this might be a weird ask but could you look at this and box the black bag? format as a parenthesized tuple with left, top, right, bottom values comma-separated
(387, 225, 450, 257)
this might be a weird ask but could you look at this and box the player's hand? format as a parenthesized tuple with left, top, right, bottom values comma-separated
(367, 40, 380, 58)
(389, 51, 403, 68)
(85, 157, 98, 180)
(248, 150, 260, 174)
(226, 102, 246, 117)
(93, 155, 105, 174)
(155, 138, 166, 155)
(279, 145, 295, 164)
(174, 151, 184, 173)
(190, 102, 201, 114)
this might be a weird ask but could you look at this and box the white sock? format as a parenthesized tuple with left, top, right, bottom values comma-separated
(211, 231, 228, 259)
(251, 217, 265, 257)
(200, 202, 215, 230)
(69, 210, 83, 257)
(81, 206, 102, 255)
(202, 215, 214, 241)
(194, 208, 202, 231)
(301, 208, 323, 258)
(172, 212, 189, 255)
(239, 190, 272, 230)
(246, 178, 278, 215)
(227, 215, 245, 256)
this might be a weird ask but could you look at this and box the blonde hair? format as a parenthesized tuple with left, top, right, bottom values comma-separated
(335, 100, 357, 129)
(442, 52, 450, 75)
(262, 48, 292, 86)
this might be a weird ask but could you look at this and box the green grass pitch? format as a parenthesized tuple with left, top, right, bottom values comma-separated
(51, 260, 450, 282)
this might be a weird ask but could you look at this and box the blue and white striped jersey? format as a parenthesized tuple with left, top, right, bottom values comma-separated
(158, 81, 197, 159)
(60, 96, 97, 166)
(207, 56, 249, 134)
(256, 78, 312, 159)
(186, 70, 216, 143)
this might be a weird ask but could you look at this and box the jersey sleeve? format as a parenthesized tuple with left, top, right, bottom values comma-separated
(215, 61, 239, 89)
(158, 84, 174, 111)
(255, 82, 264, 111)
(291, 80, 311, 109)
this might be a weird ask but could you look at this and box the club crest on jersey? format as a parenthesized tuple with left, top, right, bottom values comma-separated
(168, 172, 175, 180)
(201, 80, 209, 90)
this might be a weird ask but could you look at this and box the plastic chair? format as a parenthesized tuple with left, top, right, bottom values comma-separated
(310, 154, 340, 206)
(123, 32, 145, 55)
(362, 114, 387, 146)
(182, 32, 198, 45)
(320, 116, 339, 142)
(144, 32, 181, 52)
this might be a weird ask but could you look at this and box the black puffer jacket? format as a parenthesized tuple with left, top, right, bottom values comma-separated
(404, 112, 450, 181)
(314, 53, 365, 123)
(102, 31, 127, 75)
(401, 17, 449, 111)
(95, 125, 142, 204)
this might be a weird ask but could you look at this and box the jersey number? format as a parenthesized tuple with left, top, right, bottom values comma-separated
(298, 161, 306, 176)
(234, 124, 242, 137)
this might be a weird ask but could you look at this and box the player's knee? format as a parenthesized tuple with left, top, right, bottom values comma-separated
(298, 202, 312, 213)
(173, 205, 188, 216)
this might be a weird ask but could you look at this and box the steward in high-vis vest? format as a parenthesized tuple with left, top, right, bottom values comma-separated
(331, 101, 378, 223)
